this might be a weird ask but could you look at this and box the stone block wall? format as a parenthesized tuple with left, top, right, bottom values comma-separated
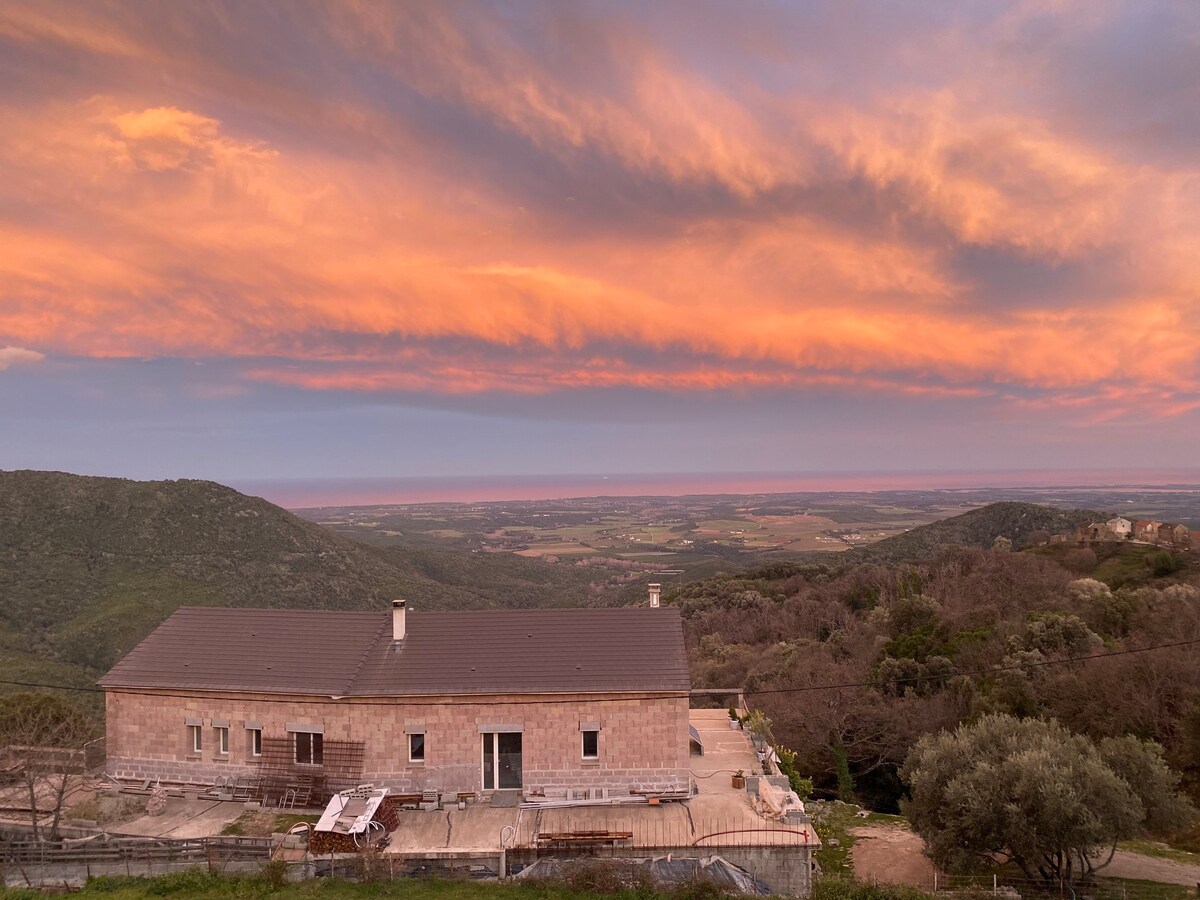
(105, 689, 690, 795)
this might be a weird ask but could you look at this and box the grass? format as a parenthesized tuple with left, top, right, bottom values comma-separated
(0, 870, 758, 899)
(808, 800, 869, 876)
(221, 811, 320, 837)
(812, 879, 934, 900)
(1097, 877, 1197, 900)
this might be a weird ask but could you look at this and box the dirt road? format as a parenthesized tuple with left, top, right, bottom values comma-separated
(850, 823, 1200, 889)
(1102, 851, 1200, 886)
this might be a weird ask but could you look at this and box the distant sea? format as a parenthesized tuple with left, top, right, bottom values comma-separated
(229, 469, 1200, 510)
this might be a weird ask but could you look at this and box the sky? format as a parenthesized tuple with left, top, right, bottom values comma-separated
(1, 1, 1198, 498)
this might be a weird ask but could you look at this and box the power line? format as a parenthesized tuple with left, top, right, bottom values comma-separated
(0, 637, 1195, 706)
(744, 636, 1200, 698)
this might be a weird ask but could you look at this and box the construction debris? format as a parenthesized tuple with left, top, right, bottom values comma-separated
(536, 830, 634, 845)
(308, 786, 398, 854)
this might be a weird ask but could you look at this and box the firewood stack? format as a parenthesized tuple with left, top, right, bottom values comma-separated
(308, 796, 398, 854)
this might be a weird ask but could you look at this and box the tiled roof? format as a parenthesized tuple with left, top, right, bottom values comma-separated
(98, 606, 690, 697)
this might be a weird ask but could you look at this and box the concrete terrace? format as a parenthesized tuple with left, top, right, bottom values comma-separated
(383, 709, 817, 854)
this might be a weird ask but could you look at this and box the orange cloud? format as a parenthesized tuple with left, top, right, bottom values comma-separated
(0, 3, 1197, 429)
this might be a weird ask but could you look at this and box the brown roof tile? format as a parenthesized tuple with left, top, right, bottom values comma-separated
(99, 606, 689, 697)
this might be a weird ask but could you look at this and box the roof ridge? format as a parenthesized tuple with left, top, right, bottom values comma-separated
(343, 611, 391, 696)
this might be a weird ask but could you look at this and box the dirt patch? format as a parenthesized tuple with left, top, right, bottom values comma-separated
(1103, 851, 1200, 886)
(848, 822, 1200, 890)
(850, 824, 934, 888)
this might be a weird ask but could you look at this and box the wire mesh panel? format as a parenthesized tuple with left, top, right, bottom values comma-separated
(250, 736, 365, 806)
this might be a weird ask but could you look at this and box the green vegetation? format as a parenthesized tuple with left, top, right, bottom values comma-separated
(807, 801, 907, 876)
(1117, 839, 1200, 866)
(845, 501, 1104, 563)
(0, 471, 660, 699)
(809, 801, 866, 875)
(902, 715, 1196, 885)
(678, 528, 1200, 812)
(811, 879, 935, 900)
(0, 870, 754, 900)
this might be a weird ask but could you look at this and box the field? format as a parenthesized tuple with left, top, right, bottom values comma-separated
(292, 487, 1200, 590)
(295, 493, 995, 573)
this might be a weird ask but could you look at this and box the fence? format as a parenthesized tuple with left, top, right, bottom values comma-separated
(878, 872, 1200, 900)
(0, 836, 277, 888)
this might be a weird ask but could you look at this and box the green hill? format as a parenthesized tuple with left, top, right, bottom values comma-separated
(0, 470, 604, 692)
(847, 500, 1105, 563)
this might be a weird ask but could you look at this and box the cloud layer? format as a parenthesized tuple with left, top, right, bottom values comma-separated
(1, 1, 1198, 475)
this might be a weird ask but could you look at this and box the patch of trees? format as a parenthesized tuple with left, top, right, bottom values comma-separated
(676, 546, 1200, 812)
(903, 715, 1196, 886)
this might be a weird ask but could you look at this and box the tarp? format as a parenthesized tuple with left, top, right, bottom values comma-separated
(755, 778, 804, 821)
(516, 855, 768, 895)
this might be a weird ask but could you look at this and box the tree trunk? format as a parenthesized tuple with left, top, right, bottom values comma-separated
(24, 773, 40, 841)
(48, 773, 71, 841)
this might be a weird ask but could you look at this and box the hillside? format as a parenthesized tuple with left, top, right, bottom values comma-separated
(0, 471, 604, 691)
(671, 501, 1200, 810)
(846, 501, 1105, 563)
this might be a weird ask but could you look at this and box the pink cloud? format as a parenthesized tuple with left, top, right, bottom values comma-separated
(0, 3, 1197, 425)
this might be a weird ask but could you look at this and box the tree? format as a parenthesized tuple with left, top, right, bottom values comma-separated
(901, 714, 1196, 886)
(0, 693, 100, 840)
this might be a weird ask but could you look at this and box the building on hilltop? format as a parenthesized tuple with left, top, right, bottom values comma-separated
(1106, 516, 1133, 538)
(1134, 520, 1161, 542)
(99, 603, 691, 804)
(1171, 524, 1192, 550)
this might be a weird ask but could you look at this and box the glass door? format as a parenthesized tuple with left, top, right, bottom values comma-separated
(498, 732, 522, 789)
(481, 732, 523, 790)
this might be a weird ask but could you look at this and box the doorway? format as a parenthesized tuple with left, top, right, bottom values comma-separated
(481, 732, 522, 790)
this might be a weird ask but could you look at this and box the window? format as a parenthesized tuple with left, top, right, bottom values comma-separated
(295, 732, 323, 765)
(216, 726, 229, 755)
(582, 730, 599, 760)
(248, 728, 262, 757)
(409, 732, 425, 763)
(188, 724, 202, 754)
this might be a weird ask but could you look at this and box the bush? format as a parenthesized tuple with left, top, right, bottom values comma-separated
(259, 858, 290, 890)
(1148, 551, 1180, 577)
(775, 745, 815, 800)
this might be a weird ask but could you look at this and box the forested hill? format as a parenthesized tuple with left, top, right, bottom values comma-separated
(672, 503, 1200, 810)
(0, 470, 604, 689)
(846, 500, 1104, 562)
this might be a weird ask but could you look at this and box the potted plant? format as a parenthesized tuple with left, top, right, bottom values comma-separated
(731, 769, 746, 789)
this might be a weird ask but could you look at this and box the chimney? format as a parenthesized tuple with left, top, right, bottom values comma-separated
(392, 599, 407, 642)
(648, 583, 661, 608)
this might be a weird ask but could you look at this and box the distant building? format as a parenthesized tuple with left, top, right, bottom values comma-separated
(1171, 524, 1191, 549)
(1133, 520, 1161, 542)
(1106, 517, 1133, 538)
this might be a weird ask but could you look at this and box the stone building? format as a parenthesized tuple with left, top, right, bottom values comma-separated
(1171, 523, 1192, 549)
(100, 604, 691, 802)
(1106, 516, 1133, 538)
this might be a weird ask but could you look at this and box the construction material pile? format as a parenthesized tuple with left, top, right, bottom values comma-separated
(309, 787, 397, 854)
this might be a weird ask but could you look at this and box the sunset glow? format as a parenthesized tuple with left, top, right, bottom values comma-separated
(1, 2, 1197, 485)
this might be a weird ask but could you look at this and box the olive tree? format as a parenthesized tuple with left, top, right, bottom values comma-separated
(901, 714, 1195, 887)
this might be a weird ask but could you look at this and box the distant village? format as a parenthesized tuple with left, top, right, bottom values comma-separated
(1049, 516, 1192, 550)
